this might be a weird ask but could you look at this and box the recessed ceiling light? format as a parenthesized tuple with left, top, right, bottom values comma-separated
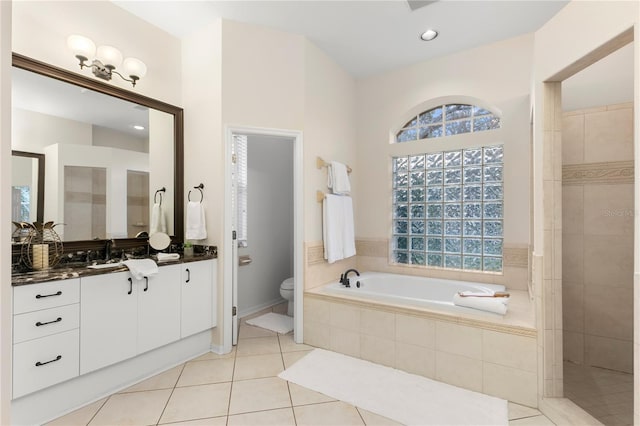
(133, 125, 145, 130)
(420, 29, 438, 41)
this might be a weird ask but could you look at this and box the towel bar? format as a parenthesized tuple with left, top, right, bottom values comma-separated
(316, 156, 352, 173)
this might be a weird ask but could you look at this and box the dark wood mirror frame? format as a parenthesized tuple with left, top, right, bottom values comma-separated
(12, 53, 184, 243)
(11, 150, 45, 224)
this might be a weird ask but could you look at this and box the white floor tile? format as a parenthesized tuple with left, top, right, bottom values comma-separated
(160, 383, 232, 424)
(227, 407, 296, 426)
(228, 377, 291, 415)
(294, 401, 365, 426)
(89, 390, 172, 426)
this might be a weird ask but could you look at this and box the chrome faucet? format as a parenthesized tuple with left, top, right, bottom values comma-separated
(339, 269, 360, 288)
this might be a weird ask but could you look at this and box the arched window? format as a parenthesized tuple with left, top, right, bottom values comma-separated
(396, 104, 500, 143)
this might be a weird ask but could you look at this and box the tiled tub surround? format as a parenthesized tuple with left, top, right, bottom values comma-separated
(561, 102, 634, 374)
(304, 285, 537, 407)
(304, 239, 530, 292)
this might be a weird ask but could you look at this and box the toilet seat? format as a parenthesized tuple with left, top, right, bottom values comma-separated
(281, 277, 294, 290)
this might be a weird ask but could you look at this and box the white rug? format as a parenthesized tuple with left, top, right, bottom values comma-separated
(278, 349, 508, 426)
(245, 312, 294, 334)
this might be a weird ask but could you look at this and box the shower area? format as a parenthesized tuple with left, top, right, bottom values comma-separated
(561, 44, 634, 424)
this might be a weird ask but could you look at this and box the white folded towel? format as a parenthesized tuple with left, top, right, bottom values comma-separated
(323, 194, 356, 263)
(453, 292, 509, 315)
(150, 203, 167, 234)
(328, 161, 351, 195)
(156, 253, 180, 262)
(123, 259, 159, 280)
(186, 201, 207, 240)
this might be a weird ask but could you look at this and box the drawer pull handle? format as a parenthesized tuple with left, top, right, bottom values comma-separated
(143, 277, 149, 292)
(35, 317, 62, 327)
(35, 291, 62, 299)
(186, 268, 191, 283)
(127, 278, 133, 295)
(35, 355, 62, 367)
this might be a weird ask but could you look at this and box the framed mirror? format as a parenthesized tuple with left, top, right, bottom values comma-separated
(11, 150, 44, 224)
(11, 53, 184, 242)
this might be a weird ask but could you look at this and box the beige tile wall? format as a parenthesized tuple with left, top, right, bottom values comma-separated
(303, 294, 538, 407)
(561, 102, 634, 374)
(304, 239, 530, 291)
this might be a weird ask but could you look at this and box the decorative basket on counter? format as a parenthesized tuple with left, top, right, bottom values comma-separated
(14, 221, 64, 270)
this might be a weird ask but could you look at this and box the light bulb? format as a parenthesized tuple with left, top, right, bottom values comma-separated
(123, 57, 147, 79)
(67, 35, 96, 61)
(96, 45, 123, 69)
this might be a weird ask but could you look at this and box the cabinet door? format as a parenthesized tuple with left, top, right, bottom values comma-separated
(181, 260, 214, 337)
(137, 264, 181, 354)
(80, 272, 137, 374)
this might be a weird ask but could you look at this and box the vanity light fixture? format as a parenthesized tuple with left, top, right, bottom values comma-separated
(420, 29, 439, 41)
(67, 35, 147, 87)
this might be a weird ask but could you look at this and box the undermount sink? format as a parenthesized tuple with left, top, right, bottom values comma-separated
(87, 262, 123, 269)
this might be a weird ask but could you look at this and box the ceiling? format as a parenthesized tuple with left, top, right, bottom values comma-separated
(112, 0, 569, 77)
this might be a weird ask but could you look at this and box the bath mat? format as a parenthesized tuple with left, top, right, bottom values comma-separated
(245, 312, 293, 334)
(279, 349, 508, 426)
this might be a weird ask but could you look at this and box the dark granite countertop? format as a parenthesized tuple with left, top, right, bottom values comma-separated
(11, 254, 217, 286)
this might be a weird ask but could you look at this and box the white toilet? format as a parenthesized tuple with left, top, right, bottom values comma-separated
(280, 277, 295, 316)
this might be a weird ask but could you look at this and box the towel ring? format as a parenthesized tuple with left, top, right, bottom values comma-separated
(154, 187, 166, 205)
(188, 183, 204, 203)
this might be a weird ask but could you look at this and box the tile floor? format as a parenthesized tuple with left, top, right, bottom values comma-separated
(563, 361, 634, 426)
(47, 306, 556, 426)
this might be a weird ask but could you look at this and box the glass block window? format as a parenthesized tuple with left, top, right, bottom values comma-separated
(396, 104, 500, 143)
(392, 145, 503, 272)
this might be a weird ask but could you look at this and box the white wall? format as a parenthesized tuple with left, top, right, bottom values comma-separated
(148, 109, 175, 236)
(182, 19, 223, 344)
(12, 108, 92, 153)
(0, 1, 12, 423)
(563, 42, 634, 111)
(303, 40, 357, 242)
(12, 1, 182, 105)
(92, 126, 148, 153)
(237, 135, 294, 316)
(355, 34, 533, 247)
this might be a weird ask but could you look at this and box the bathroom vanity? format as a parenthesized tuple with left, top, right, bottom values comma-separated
(11, 257, 217, 424)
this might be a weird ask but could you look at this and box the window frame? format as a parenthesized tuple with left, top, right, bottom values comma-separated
(396, 103, 501, 143)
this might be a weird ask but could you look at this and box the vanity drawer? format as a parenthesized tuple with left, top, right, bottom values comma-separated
(13, 304, 79, 344)
(13, 329, 79, 398)
(13, 279, 80, 314)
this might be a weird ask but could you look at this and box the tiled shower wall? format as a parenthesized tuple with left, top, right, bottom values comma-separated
(561, 102, 634, 373)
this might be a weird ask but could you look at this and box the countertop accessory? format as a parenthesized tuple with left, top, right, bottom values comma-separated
(21, 222, 63, 270)
(149, 232, 171, 251)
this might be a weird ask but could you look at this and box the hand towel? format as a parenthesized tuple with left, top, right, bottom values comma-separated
(150, 203, 167, 234)
(328, 161, 351, 195)
(123, 259, 159, 280)
(342, 196, 356, 259)
(186, 201, 207, 240)
(323, 194, 356, 263)
(452, 292, 509, 315)
(156, 253, 180, 262)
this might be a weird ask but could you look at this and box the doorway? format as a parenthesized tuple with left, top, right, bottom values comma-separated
(560, 42, 635, 424)
(538, 27, 636, 423)
(223, 126, 304, 352)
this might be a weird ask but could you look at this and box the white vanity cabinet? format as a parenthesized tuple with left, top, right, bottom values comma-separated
(180, 259, 217, 337)
(80, 264, 182, 374)
(80, 271, 138, 374)
(13, 279, 80, 398)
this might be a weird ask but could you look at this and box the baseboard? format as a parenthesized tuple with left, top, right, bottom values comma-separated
(238, 297, 286, 318)
(12, 331, 212, 426)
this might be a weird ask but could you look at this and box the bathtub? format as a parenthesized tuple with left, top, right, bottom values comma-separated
(323, 271, 506, 316)
(304, 272, 537, 407)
